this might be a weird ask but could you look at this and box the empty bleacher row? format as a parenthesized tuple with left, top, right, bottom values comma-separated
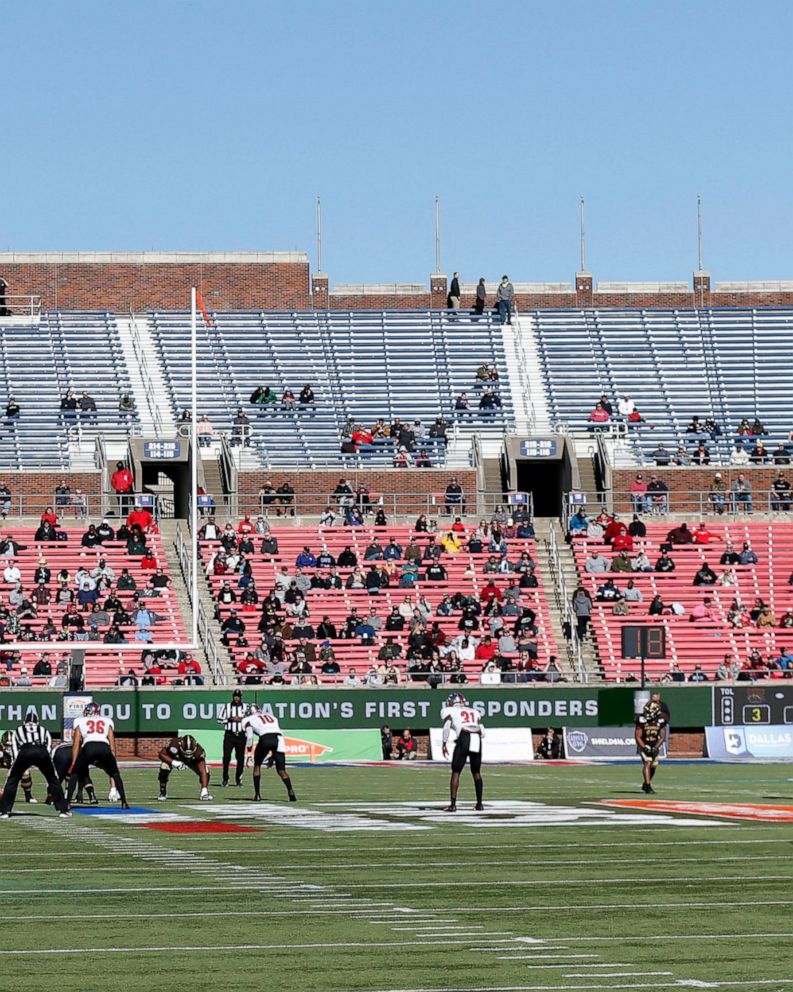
(571, 520, 793, 681)
(149, 309, 515, 468)
(201, 524, 558, 684)
(532, 307, 793, 465)
(0, 527, 188, 687)
(0, 312, 138, 470)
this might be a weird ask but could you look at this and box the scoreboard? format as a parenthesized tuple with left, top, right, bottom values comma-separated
(714, 686, 793, 726)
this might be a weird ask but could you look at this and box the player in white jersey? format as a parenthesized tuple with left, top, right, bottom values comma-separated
(440, 693, 485, 812)
(241, 705, 296, 802)
(65, 702, 129, 808)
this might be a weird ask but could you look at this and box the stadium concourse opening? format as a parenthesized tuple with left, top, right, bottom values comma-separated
(503, 435, 574, 517)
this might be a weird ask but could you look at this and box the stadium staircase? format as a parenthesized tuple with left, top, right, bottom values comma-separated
(570, 520, 793, 681)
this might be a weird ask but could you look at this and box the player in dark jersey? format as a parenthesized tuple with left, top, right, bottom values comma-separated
(50, 742, 97, 805)
(635, 693, 668, 794)
(157, 734, 212, 800)
(1, 730, 36, 805)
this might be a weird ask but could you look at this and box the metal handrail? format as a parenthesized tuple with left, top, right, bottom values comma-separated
(548, 526, 588, 683)
(564, 488, 790, 519)
(0, 294, 42, 320)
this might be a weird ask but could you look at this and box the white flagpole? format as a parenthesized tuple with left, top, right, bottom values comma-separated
(190, 287, 199, 647)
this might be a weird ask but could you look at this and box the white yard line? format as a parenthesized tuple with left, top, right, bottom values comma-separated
(313, 873, 793, 889)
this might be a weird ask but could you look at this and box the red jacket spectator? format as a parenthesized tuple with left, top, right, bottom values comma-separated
(612, 532, 634, 552)
(237, 515, 254, 535)
(141, 550, 158, 570)
(604, 519, 628, 544)
(693, 524, 721, 544)
(351, 429, 374, 450)
(178, 657, 202, 677)
(40, 508, 58, 528)
(127, 508, 153, 531)
(475, 639, 498, 661)
(480, 581, 503, 603)
(112, 465, 135, 495)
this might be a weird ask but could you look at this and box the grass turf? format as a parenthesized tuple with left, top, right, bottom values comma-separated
(1, 761, 793, 992)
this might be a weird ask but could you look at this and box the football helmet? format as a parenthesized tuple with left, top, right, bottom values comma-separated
(179, 735, 197, 759)
(0, 730, 11, 751)
(643, 700, 662, 719)
(245, 703, 260, 717)
(445, 692, 467, 707)
(83, 702, 101, 717)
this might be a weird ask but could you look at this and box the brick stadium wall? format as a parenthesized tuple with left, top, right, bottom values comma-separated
(238, 469, 478, 515)
(0, 471, 101, 506)
(329, 294, 433, 310)
(612, 466, 786, 515)
(668, 730, 705, 757)
(116, 735, 170, 760)
(0, 262, 310, 311)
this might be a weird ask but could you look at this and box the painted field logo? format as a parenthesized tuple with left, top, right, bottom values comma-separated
(599, 799, 793, 822)
(283, 736, 334, 762)
(566, 731, 589, 753)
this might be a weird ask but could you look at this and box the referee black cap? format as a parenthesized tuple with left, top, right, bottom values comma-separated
(24, 709, 38, 723)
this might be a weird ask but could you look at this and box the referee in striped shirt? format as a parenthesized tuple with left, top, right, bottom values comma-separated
(0, 712, 69, 818)
(220, 689, 246, 787)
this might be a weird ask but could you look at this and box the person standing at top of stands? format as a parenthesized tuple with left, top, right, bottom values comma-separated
(444, 477, 464, 515)
(219, 688, 246, 787)
(496, 275, 514, 325)
(196, 414, 214, 447)
(474, 278, 486, 316)
(276, 481, 295, 516)
(111, 461, 135, 515)
(447, 272, 461, 310)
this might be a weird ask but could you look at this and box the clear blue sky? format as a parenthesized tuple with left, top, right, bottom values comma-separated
(4, 1, 792, 285)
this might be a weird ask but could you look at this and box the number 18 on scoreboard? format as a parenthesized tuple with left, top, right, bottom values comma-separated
(620, 625, 667, 688)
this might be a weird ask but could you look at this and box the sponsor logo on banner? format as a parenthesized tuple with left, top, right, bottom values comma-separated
(705, 725, 793, 760)
(566, 731, 589, 754)
(282, 736, 334, 762)
(563, 726, 668, 760)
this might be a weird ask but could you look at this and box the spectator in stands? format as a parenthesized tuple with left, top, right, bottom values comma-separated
(617, 394, 635, 418)
(496, 275, 514, 325)
(447, 272, 461, 310)
(393, 446, 412, 468)
(444, 477, 465, 515)
(772, 474, 792, 511)
(111, 461, 135, 514)
(720, 542, 741, 566)
(454, 392, 471, 414)
(231, 408, 252, 447)
(79, 391, 97, 422)
(731, 474, 753, 513)
(118, 393, 136, 416)
(196, 415, 214, 447)
(715, 655, 740, 681)
(478, 389, 502, 415)
(773, 442, 792, 465)
(473, 278, 487, 316)
(567, 508, 588, 537)
(629, 474, 648, 514)
(651, 444, 671, 466)
(665, 522, 692, 545)
(689, 664, 709, 682)
(691, 441, 711, 465)
(751, 417, 767, 436)
(654, 551, 675, 572)
(595, 578, 622, 603)
(584, 549, 610, 574)
(632, 550, 652, 572)
(623, 578, 643, 603)
(571, 585, 592, 639)
(707, 472, 728, 515)
(731, 442, 751, 466)
(4, 395, 20, 422)
(757, 604, 778, 629)
(686, 415, 705, 434)
(750, 440, 770, 464)
(610, 550, 634, 573)
(274, 481, 295, 516)
(588, 402, 610, 429)
(739, 542, 758, 565)
(603, 514, 627, 545)
(693, 562, 718, 586)
(644, 475, 669, 515)
(60, 389, 78, 423)
(281, 388, 296, 411)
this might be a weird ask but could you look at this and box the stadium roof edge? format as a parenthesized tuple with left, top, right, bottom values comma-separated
(0, 251, 309, 264)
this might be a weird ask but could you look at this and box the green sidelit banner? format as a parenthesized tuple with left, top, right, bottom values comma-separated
(0, 685, 715, 734)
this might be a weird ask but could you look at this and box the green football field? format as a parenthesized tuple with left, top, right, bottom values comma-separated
(2, 761, 793, 992)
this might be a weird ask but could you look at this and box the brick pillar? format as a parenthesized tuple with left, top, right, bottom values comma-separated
(430, 273, 447, 309)
(693, 271, 711, 307)
(575, 271, 593, 307)
(312, 273, 329, 309)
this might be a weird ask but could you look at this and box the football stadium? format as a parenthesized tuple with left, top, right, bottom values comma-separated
(3, 4, 793, 991)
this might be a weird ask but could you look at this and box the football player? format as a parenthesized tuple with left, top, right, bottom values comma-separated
(0, 712, 69, 818)
(635, 692, 668, 794)
(50, 741, 97, 805)
(65, 702, 129, 809)
(157, 734, 212, 801)
(240, 704, 296, 802)
(1, 729, 37, 805)
(441, 692, 485, 812)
